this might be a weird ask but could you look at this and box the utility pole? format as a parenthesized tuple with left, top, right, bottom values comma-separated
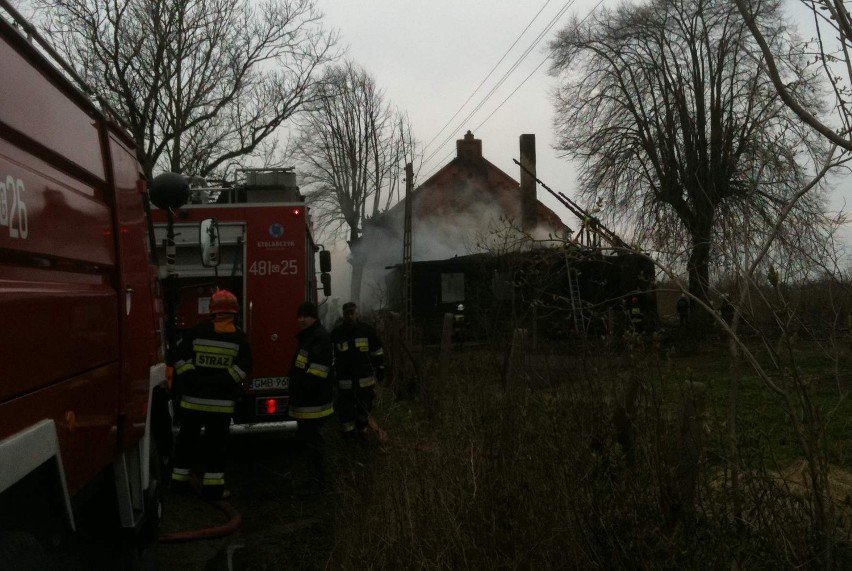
(402, 163, 413, 344)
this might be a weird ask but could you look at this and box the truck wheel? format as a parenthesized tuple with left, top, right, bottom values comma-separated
(0, 532, 57, 571)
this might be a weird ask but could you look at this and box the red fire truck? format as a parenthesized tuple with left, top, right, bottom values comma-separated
(0, 1, 179, 566)
(149, 169, 331, 433)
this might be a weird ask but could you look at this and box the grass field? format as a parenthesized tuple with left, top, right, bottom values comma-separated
(327, 328, 852, 570)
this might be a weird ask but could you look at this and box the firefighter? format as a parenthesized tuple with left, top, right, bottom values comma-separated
(676, 294, 690, 327)
(629, 296, 644, 333)
(288, 301, 334, 492)
(331, 302, 385, 439)
(170, 289, 252, 500)
(719, 294, 735, 325)
(453, 303, 466, 342)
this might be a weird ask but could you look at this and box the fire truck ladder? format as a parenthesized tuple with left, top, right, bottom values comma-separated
(513, 159, 633, 251)
(566, 264, 584, 336)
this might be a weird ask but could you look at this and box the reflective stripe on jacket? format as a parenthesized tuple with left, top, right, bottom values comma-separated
(289, 320, 334, 419)
(337, 376, 376, 390)
(180, 394, 236, 414)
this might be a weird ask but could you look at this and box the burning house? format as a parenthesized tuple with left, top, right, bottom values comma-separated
(356, 131, 655, 342)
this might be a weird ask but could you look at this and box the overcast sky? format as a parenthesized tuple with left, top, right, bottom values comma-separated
(318, 0, 600, 229)
(12, 0, 840, 235)
(317, 0, 850, 243)
(7, 0, 847, 261)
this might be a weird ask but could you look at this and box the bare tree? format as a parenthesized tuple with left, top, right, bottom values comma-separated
(34, 0, 338, 181)
(294, 61, 417, 303)
(552, 1, 851, 561)
(549, 0, 830, 308)
(735, 0, 852, 151)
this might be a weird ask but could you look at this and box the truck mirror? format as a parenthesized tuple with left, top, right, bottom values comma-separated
(319, 250, 331, 273)
(320, 272, 331, 296)
(199, 218, 220, 267)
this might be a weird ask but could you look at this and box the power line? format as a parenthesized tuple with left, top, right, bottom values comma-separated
(420, 0, 554, 156)
(418, 0, 577, 178)
(418, 52, 546, 182)
(472, 55, 550, 135)
(418, 0, 607, 184)
(472, 0, 607, 135)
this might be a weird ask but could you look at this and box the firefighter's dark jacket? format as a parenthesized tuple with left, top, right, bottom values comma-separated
(174, 320, 253, 414)
(331, 320, 384, 389)
(288, 320, 334, 419)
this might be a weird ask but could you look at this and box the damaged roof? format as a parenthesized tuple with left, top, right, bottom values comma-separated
(376, 131, 568, 233)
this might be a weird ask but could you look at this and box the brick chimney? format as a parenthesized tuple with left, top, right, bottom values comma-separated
(456, 130, 482, 161)
(520, 134, 537, 230)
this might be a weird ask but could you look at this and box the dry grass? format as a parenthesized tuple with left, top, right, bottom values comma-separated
(327, 336, 852, 570)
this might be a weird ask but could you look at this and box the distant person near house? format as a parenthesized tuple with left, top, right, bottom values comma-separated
(677, 294, 690, 327)
(719, 295, 734, 325)
(629, 296, 644, 334)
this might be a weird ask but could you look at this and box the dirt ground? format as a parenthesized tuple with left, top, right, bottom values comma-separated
(152, 432, 337, 571)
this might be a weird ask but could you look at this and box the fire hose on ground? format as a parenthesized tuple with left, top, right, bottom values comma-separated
(158, 417, 432, 543)
(159, 500, 242, 543)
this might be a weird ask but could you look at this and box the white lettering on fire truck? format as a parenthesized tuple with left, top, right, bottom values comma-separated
(257, 240, 295, 248)
(0, 175, 29, 240)
(248, 259, 298, 276)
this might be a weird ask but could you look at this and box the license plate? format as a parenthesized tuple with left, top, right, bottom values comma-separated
(249, 376, 289, 391)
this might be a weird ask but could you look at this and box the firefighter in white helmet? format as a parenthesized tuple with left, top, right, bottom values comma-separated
(170, 289, 252, 500)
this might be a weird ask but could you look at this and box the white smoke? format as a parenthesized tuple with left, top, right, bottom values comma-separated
(344, 179, 568, 312)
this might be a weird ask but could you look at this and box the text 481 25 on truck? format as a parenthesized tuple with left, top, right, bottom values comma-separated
(0, 2, 183, 567)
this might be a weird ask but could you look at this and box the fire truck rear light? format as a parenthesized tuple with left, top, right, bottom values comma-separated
(257, 397, 287, 415)
(291, 208, 301, 216)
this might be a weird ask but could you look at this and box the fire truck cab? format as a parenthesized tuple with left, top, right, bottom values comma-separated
(150, 169, 331, 433)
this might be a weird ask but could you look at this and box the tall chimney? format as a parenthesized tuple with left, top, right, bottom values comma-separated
(520, 134, 537, 230)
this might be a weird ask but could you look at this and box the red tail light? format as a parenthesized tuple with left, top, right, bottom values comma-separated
(265, 399, 278, 414)
(291, 208, 301, 216)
